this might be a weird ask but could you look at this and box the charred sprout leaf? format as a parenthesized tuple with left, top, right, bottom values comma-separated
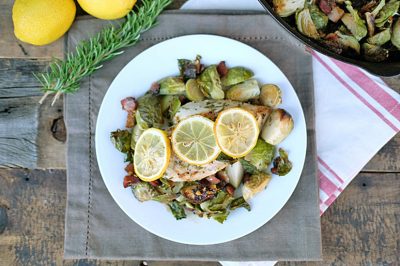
(371, 0, 386, 17)
(131, 182, 159, 202)
(178, 59, 197, 80)
(367, 27, 391, 45)
(271, 148, 293, 176)
(217, 152, 233, 161)
(244, 139, 276, 171)
(153, 193, 176, 204)
(261, 109, 294, 145)
(168, 201, 187, 220)
(198, 66, 225, 100)
(310, 4, 329, 30)
(111, 130, 132, 153)
(221, 67, 254, 87)
(341, 1, 368, 40)
(336, 31, 361, 53)
(296, 8, 320, 39)
(159, 77, 186, 95)
(168, 97, 181, 120)
(136, 94, 163, 129)
(211, 211, 229, 223)
(260, 84, 282, 107)
(375, 0, 400, 28)
(226, 79, 260, 102)
(391, 19, 400, 48)
(226, 161, 245, 188)
(160, 95, 174, 113)
(186, 79, 205, 101)
(131, 125, 144, 150)
(239, 159, 259, 175)
(200, 191, 234, 212)
(365, 12, 376, 36)
(230, 197, 251, 211)
(273, 0, 306, 17)
(362, 43, 390, 61)
(242, 172, 272, 201)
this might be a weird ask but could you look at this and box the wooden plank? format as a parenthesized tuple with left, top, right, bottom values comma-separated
(363, 133, 400, 172)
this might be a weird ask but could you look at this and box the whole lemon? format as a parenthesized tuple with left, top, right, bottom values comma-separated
(78, 0, 137, 20)
(12, 0, 76, 46)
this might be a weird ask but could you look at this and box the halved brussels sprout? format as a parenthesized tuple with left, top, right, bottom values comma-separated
(371, 0, 386, 17)
(242, 172, 272, 201)
(159, 77, 186, 95)
(221, 67, 254, 87)
(310, 4, 329, 30)
(226, 161, 244, 188)
(296, 8, 320, 40)
(198, 65, 225, 100)
(131, 182, 159, 202)
(186, 79, 205, 101)
(362, 43, 390, 62)
(391, 19, 400, 49)
(136, 94, 163, 129)
(273, 0, 306, 17)
(341, 1, 368, 41)
(226, 79, 260, 102)
(261, 109, 294, 145)
(336, 31, 361, 54)
(260, 84, 282, 107)
(271, 148, 293, 176)
(244, 139, 276, 171)
(367, 28, 391, 45)
(375, 0, 400, 28)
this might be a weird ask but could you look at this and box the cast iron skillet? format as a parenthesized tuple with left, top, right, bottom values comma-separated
(258, 0, 400, 77)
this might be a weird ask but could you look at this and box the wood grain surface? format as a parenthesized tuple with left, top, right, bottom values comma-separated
(0, 0, 399, 265)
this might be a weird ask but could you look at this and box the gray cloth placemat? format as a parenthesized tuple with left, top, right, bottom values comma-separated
(64, 11, 321, 261)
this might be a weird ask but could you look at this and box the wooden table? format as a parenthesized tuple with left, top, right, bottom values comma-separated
(1, 1, 399, 265)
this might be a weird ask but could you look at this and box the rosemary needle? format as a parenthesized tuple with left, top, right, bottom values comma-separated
(35, 0, 172, 105)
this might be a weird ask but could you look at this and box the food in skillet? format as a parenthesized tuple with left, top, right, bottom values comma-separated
(111, 56, 294, 223)
(271, 0, 400, 62)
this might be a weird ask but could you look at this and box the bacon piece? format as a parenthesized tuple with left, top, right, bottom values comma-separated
(328, 6, 345, 22)
(123, 175, 140, 188)
(319, 0, 335, 14)
(121, 97, 137, 112)
(217, 61, 228, 78)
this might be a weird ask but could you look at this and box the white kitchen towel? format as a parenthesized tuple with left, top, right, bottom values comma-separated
(182, 0, 400, 265)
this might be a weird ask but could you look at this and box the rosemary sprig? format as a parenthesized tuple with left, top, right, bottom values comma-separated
(35, 0, 172, 105)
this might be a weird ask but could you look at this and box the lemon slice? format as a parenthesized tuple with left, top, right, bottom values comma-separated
(214, 108, 259, 158)
(134, 128, 171, 181)
(171, 115, 220, 165)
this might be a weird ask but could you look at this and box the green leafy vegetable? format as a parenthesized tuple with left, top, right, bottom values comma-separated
(375, 0, 400, 28)
(341, 1, 368, 41)
(271, 148, 293, 176)
(212, 211, 230, 223)
(221, 67, 254, 87)
(230, 197, 251, 211)
(111, 130, 131, 153)
(198, 66, 225, 100)
(367, 28, 391, 46)
(136, 94, 163, 129)
(35, 0, 172, 105)
(245, 139, 275, 171)
(309, 4, 328, 30)
(130, 125, 144, 150)
(131, 182, 159, 202)
(159, 77, 186, 95)
(242, 172, 272, 201)
(239, 159, 258, 175)
(202, 191, 234, 212)
(168, 201, 187, 220)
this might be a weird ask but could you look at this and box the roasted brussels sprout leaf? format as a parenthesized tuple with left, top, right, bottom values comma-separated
(198, 65, 225, 100)
(168, 201, 187, 220)
(111, 130, 131, 153)
(178, 59, 197, 80)
(217, 152, 233, 161)
(296, 8, 320, 39)
(221, 66, 254, 87)
(273, 0, 306, 17)
(260, 84, 282, 108)
(336, 31, 361, 54)
(212, 211, 230, 223)
(200, 191, 234, 212)
(391, 19, 400, 49)
(239, 159, 259, 175)
(371, 0, 386, 17)
(230, 197, 251, 211)
(310, 4, 329, 30)
(153, 193, 177, 204)
(131, 182, 159, 202)
(130, 125, 144, 150)
(271, 148, 293, 176)
(261, 109, 294, 145)
(168, 97, 181, 120)
(365, 12, 375, 37)
(367, 28, 391, 45)
(159, 77, 186, 95)
(242, 172, 272, 201)
(136, 94, 163, 129)
(362, 43, 389, 62)
(245, 139, 276, 171)
(375, 0, 400, 28)
(226, 79, 260, 102)
(341, 2, 368, 41)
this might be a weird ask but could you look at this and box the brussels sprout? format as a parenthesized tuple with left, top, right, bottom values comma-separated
(131, 182, 159, 202)
(242, 172, 272, 201)
(198, 65, 225, 100)
(244, 139, 276, 171)
(186, 79, 205, 101)
(271, 148, 293, 176)
(169, 97, 181, 120)
(341, 2, 368, 41)
(392, 19, 400, 49)
(239, 159, 258, 175)
(111, 130, 131, 153)
(273, 0, 306, 17)
(221, 67, 254, 87)
(260, 84, 282, 107)
(130, 125, 144, 150)
(226, 79, 260, 102)
(296, 8, 320, 40)
(200, 191, 233, 212)
(362, 43, 389, 62)
(159, 77, 186, 95)
(160, 95, 174, 113)
(367, 28, 391, 45)
(136, 94, 163, 129)
(310, 4, 329, 30)
(226, 161, 244, 188)
(371, 0, 386, 17)
(261, 109, 294, 145)
(168, 201, 187, 220)
(178, 55, 202, 80)
(230, 197, 251, 211)
(336, 31, 361, 54)
(375, 0, 400, 28)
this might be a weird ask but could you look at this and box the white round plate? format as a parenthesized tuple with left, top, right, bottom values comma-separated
(95, 35, 307, 245)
